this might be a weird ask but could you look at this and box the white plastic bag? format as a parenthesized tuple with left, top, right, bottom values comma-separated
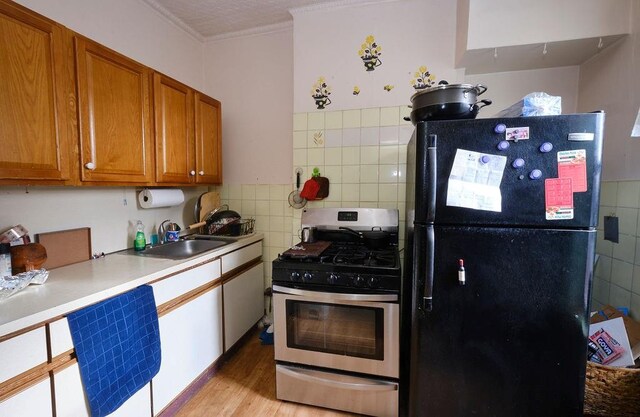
(496, 92, 562, 117)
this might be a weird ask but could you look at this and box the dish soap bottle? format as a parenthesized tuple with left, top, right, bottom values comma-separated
(134, 220, 147, 251)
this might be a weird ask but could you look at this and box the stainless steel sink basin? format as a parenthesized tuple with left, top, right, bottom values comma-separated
(128, 239, 229, 260)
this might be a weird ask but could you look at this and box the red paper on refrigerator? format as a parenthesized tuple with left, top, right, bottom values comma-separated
(545, 178, 574, 220)
(558, 149, 587, 192)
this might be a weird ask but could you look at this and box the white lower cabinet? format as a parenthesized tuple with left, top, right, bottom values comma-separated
(0, 378, 52, 416)
(223, 262, 264, 351)
(152, 285, 223, 415)
(54, 363, 152, 417)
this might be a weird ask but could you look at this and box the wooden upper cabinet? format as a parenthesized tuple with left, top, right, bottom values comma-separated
(153, 73, 195, 184)
(0, 1, 75, 183)
(75, 37, 153, 183)
(195, 93, 222, 184)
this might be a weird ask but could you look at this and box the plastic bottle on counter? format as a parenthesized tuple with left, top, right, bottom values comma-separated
(0, 242, 12, 278)
(134, 220, 147, 251)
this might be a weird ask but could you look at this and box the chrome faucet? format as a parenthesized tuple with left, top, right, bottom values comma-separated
(158, 219, 171, 244)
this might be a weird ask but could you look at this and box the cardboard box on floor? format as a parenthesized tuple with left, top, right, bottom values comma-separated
(591, 305, 640, 362)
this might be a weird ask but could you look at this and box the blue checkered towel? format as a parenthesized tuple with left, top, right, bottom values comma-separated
(67, 285, 161, 417)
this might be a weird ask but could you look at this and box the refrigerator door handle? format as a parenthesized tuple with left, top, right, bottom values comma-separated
(422, 225, 435, 312)
(426, 134, 437, 222)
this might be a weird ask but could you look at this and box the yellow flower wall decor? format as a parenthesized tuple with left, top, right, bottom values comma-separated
(359, 35, 382, 71)
(353, 86, 360, 95)
(411, 65, 436, 90)
(383, 84, 394, 92)
(311, 77, 332, 109)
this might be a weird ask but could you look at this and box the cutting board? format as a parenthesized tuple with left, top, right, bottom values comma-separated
(36, 227, 92, 269)
(282, 241, 331, 259)
(199, 191, 221, 221)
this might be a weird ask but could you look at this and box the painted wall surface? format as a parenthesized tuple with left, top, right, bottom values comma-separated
(13, 0, 204, 89)
(464, 0, 631, 50)
(578, 2, 640, 181)
(292, 0, 460, 112)
(203, 29, 294, 184)
(465, 66, 580, 118)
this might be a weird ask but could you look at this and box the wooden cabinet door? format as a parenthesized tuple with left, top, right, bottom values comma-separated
(194, 93, 222, 184)
(153, 73, 195, 184)
(75, 37, 153, 183)
(0, 1, 74, 183)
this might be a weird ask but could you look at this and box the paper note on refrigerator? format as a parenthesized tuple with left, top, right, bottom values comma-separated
(446, 149, 507, 212)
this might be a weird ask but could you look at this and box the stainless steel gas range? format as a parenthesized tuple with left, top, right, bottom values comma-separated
(272, 208, 401, 417)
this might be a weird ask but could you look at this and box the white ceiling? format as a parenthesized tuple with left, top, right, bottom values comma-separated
(142, 0, 370, 40)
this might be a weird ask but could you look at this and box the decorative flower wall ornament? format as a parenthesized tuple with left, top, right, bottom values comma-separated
(411, 65, 436, 90)
(311, 77, 332, 109)
(383, 84, 394, 92)
(353, 86, 360, 95)
(359, 35, 382, 71)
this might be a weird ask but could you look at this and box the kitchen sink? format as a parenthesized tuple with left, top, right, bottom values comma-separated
(126, 239, 229, 260)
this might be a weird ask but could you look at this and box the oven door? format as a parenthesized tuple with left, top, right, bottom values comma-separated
(273, 285, 399, 378)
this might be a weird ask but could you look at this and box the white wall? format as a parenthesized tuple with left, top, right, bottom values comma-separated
(203, 29, 294, 184)
(578, 2, 640, 181)
(13, 0, 204, 89)
(465, 66, 580, 117)
(292, 0, 459, 112)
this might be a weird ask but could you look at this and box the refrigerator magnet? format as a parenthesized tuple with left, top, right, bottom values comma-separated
(545, 177, 574, 220)
(505, 126, 530, 141)
(557, 149, 587, 192)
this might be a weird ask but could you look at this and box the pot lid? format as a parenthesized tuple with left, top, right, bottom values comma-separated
(410, 83, 485, 101)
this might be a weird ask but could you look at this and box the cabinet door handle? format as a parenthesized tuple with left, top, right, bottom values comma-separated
(189, 170, 196, 176)
(84, 162, 96, 170)
(199, 170, 204, 176)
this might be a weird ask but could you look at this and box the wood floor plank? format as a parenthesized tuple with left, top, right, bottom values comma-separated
(175, 331, 359, 417)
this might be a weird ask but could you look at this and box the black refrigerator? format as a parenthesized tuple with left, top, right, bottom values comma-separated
(401, 113, 604, 417)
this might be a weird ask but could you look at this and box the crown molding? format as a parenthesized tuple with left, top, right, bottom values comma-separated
(140, 0, 205, 42)
(288, 0, 400, 16)
(205, 21, 293, 42)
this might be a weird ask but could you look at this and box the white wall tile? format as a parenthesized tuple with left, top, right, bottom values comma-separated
(596, 231, 613, 257)
(360, 184, 378, 201)
(293, 113, 308, 131)
(379, 165, 399, 183)
(631, 293, 640, 320)
(241, 184, 256, 200)
(269, 200, 284, 216)
(361, 146, 379, 165)
(611, 259, 634, 289)
(617, 207, 638, 236)
(326, 184, 341, 202)
(342, 128, 361, 146)
(325, 148, 342, 165)
(343, 109, 361, 128)
(361, 127, 380, 145)
(632, 265, 640, 294)
(256, 200, 269, 215)
(270, 216, 284, 232)
(617, 181, 640, 208)
(399, 105, 412, 125)
(325, 111, 343, 129)
(379, 184, 398, 202)
(600, 181, 618, 207)
(380, 126, 399, 145)
(360, 165, 379, 183)
(324, 165, 342, 183)
(380, 107, 400, 126)
(256, 185, 270, 201)
(324, 129, 343, 147)
(293, 149, 307, 166)
(342, 165, 360, 183)
(595, 255, 612, 281)
(307, 112, 325, 130)
(270, 185, 285, 201)
(293, 131, 307, 149)
(342, 184, 360, 201)
(241, 199, 256, 215)
(229, 185, 242, 200)
(612, 234, 636, 263)
(399, 125, 414, 144)
(342, 147, 361, 165)
(308, 148, 325, 166)
(592, 277, 610, 305)
(307, 130, 325, 148)
(361, 108, 380, 127)
(380, 146, 399, 164)
(609, 284, 631, 309)
(398, 164, 407, 183)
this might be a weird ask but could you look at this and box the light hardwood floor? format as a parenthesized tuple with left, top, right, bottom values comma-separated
(175, 332, 360, 417)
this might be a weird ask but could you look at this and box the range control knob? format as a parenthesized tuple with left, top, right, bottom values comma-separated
(497, 140, 510, 151)
(529, 169, 543, 180)
(328, 273, 339, 284)
(539, 142, 553, 153)
(303, 272, 313, 282)
(512, 158, 525, 169)
(290, 272, 300, 282)
(354, 275, 365, 287)
(368, 276, 379, 288)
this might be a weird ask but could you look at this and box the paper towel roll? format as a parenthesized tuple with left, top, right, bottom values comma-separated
(138, 189, 184, 208)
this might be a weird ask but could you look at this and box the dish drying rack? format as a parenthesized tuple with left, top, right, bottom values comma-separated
(210, 218, 255, 237)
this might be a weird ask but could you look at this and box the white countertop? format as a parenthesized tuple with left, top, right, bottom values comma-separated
(0, 234, 263, 338)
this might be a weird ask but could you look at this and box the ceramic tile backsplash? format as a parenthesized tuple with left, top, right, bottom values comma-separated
(594, 180, 640, 320)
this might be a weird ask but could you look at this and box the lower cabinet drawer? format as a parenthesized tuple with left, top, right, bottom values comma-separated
(276, 364, 398, 417)
(0, 327, 47, 383)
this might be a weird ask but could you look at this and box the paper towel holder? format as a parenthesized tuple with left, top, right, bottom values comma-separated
(138, 188, 185, 209)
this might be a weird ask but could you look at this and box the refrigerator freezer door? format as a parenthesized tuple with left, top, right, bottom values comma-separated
(408, 225, 596, 417)
(409, 113, 604, 228)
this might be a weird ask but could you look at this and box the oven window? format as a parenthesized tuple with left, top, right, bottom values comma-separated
(285, 300, 384, 360)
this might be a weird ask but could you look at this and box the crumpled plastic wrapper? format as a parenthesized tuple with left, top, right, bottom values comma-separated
(0, 269, 49, 300)
(495, 92, 562, 117)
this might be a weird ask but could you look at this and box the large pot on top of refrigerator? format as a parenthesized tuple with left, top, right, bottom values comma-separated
(408, 81, 492, 124)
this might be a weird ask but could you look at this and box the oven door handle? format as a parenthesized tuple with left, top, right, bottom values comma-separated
(278, 365, 398, 392)
(272, 285, 398, 302)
